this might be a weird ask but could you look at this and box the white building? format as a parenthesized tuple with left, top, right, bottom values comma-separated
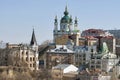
(52, 64, 78, 73)
(90, 52, 119, 72)
(52, 64, 78, 79)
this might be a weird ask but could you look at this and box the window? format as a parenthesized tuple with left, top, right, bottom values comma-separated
(22, 57, 23, 61)
(83, 58, 86, 60)
(91, 65, 95, 68)
(33, 64, 35, 67)
(97, 61, 101, 64)
(79, 55, 81, 57)
(22, 51, 24, 55)
(33, 57, 35, 61)
(26, 57, 28, 61)
(96, 65, 101, 68)
(30, 64, 32, 67)
(30, 57, 32, 61)
(26, 52, 28, 55)
(91, 61, 94, 64)
(91, 49, 93, 52)
(83, 54, 86, 57)
(97, 56, 101, 59)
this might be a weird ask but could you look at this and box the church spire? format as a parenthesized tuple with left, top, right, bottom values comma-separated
(54, 15, 58, 32)
(30, 28, 37, 46)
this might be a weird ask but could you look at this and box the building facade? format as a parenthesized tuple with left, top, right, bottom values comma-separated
(75, 45, 97, 67)
(46, 45, 75, 69)
(6, 29, 39, 70)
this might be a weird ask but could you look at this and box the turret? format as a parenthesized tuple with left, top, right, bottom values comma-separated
(74, 17, 78, 31)
(69, 15, 73, 32)
(54, 16, 58, 32)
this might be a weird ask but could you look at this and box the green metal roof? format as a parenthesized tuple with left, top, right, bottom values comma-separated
(61, 15, 70, 23)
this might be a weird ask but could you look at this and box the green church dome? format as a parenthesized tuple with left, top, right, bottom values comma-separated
(61, 15, 70, 23)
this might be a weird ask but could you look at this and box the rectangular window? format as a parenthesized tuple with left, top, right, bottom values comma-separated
(30, 64, 32, 67)
(96, 65, 101, 68)
(91, 65, 95, 68)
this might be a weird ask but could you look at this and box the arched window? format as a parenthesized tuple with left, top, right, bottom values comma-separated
(26, 57, 28, 61)
(22, 51, 24, 55)
(26, 52, 28, 55)
(33, 57, 35, 61)
(30, 57, 32, 61)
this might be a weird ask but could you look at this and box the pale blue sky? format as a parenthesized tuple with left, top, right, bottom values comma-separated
(0, 0, 120, 44)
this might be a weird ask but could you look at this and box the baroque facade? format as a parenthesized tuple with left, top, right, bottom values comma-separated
(53, 6, 80, 46)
